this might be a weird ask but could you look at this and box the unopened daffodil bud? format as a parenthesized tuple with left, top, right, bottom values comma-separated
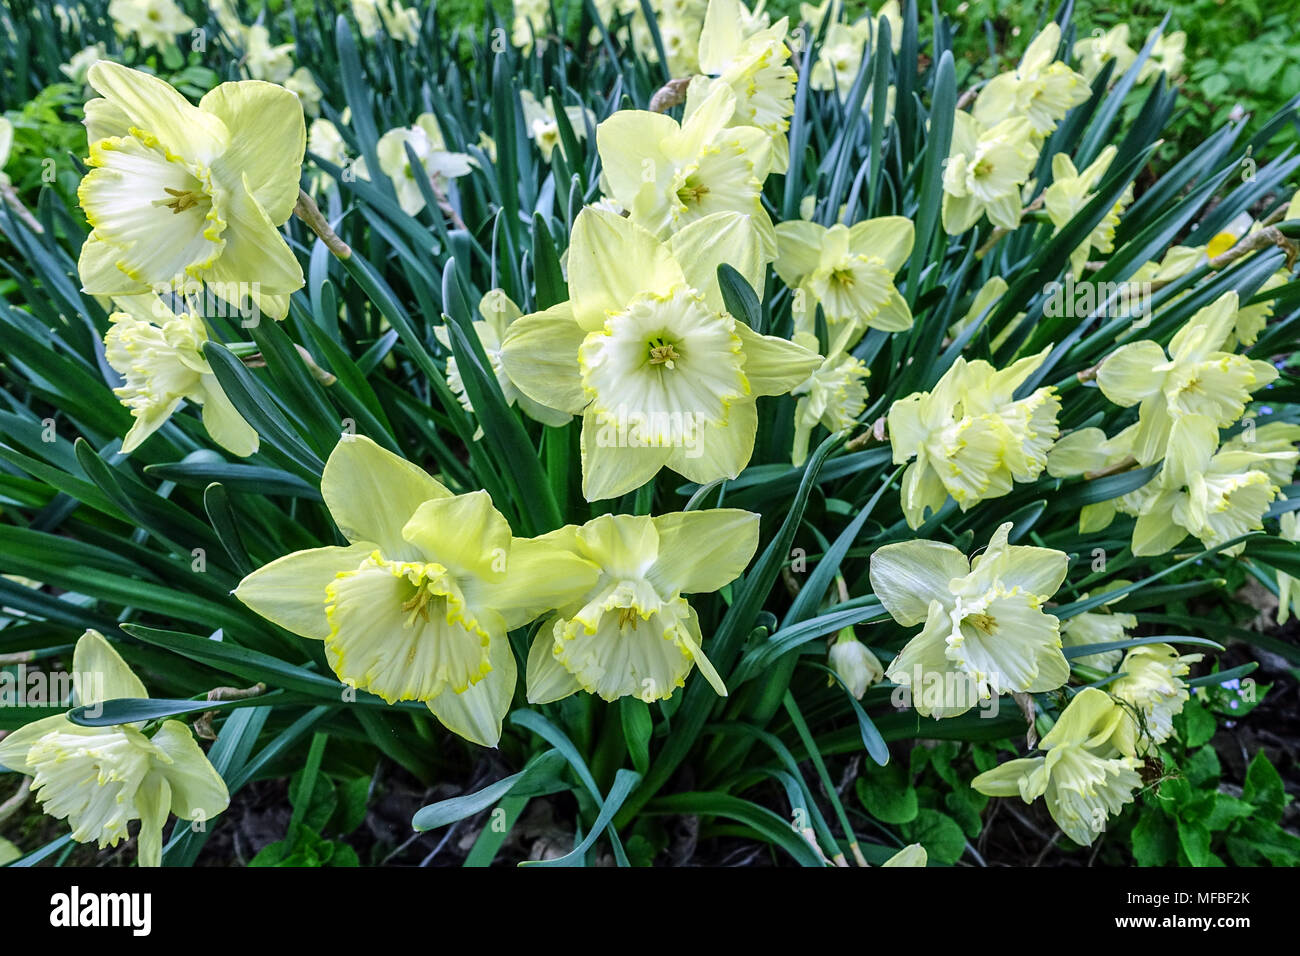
(828, 628, 883, 699)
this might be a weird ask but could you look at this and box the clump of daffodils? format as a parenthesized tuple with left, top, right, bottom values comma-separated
(498, 208, 819, 500)
(887, 348, 1061, 528)
(235, 436, 601, 746)
(1059, 589, 1137, 673)
(77, 62, 306, 320)
(972, 688, 1142, 846)
(0, 631, 228, 866)
(1109, 643, 1202, 756)
(104, 295, 258, 456)
(869, 522, 1070, 718)
(525, 510, 759, 703)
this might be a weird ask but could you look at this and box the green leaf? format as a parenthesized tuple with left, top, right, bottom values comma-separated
(1131, 810, 1176, 866)
(900, 809, 966, 865)
(619, 697, 652, 776)
(856, 762, 918, 824)
(1242, 751, 1287, 822)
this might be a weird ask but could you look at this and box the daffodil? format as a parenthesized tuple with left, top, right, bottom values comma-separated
(286, 67, 324, 117)
(597, 82, 776, 254)
(1073, 24, 1136, 84)
(0, 630, 229, 867)
(1097, 292, 1278, 467)
(1123, 418, 1290, 557)
(941, 113, 1040, 234)
(377, 0, 421, 43)
(234, 436, 598, 746)
(810, 20, 873, 97)
(434, 289, 572, 433)
(692, 0, 796, 171)
(108, 0, 195, 52)
(1043, 145, 1133, 276)
(828, 628, 883, 699)
(351, 0, 383, 37)
(365, 114, 472, 216)
(1219, 421, 1300, 485)
(307, 118, 349, 189)
(775, 217, 914, 345)
(61, 43, 108, 88)
(77, 62, 306, 321)
(1108, 643, 1202, 756)
(887, 348, 1061, 528)
(870, 522, 1070, 718)
(973, 24, 1090, 137)
(104, 294, 259, 456)
(498, 208, 819, 500)
(1277, 510, 1300, 625)
(1046, 422, 1141, 532)
(242, 24, 295, 84)
(1059, 585, 1136, 672)
(511, 0, 550, 51)
(972, 688, 1142, 845)
(519, 91, 593, 163)
(790, 331, 869, 466)
(1137, 29, 1186, 82)
(880, 842, 927, 866)
(946, 275, 1013, 343)
(524, 510, 758, 703)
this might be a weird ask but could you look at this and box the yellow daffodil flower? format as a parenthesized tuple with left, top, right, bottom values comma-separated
(524, 510, 758, 703)
(234, 435, 599, 746)
(1277, 509, 1300, 625)
(775, 217, 914, 345)
(1219, 421, 1300, 485)
(880, 842, 927, 866)
(1046, 422, 1141, 532)
(434, 289, 572, 433)
(597, 81, 776, 254)
(108, 0, 195, 52)
(1097, 292, 1278, 466)
(692, 0, 796, 171)
(1123, 417, 1292, 557)
(61, 44, 109, 88)
(828, 628, 883, 699)
(942, 112, 1040, 234)
(77, 62, 306, 321)
(362, 114, 472, 216)
(790, 331, 869, 466)
(519, 90, 593, 163)
(286, 67, 324, 117)
(972, 688, 1142, 845)
(511, 0, 550, 52)
(377, 0, 421, 43)
(1109, 643, 1202, 756)
(869, 522, 1070, 718)
(498, 208, 819, 500)
(0, 630, 229, 866)
(242, 24, 295, 84)
(973, 24, 1091, 137)
(810, 20, 873, 96)
(1073, 24, 1136, 84)
(1137, 29, 1186, 82)
(888, 348, 1061, 527)
(104, 294, 259, 456)
(307, 118, 349, 189)
(1060, 585, 1136, 672)
(1043, 146, 1133, 276)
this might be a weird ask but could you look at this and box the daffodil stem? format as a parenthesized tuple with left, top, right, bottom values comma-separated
(0, 183, 43, 234)
(293, 188, 352, 259)
(0, 776, 30, 826)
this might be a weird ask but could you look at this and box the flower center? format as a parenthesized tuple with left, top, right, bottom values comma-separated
(153, 187, 206, 215)
(647, 338, 681, 368)
(677, 177, 710, 206)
